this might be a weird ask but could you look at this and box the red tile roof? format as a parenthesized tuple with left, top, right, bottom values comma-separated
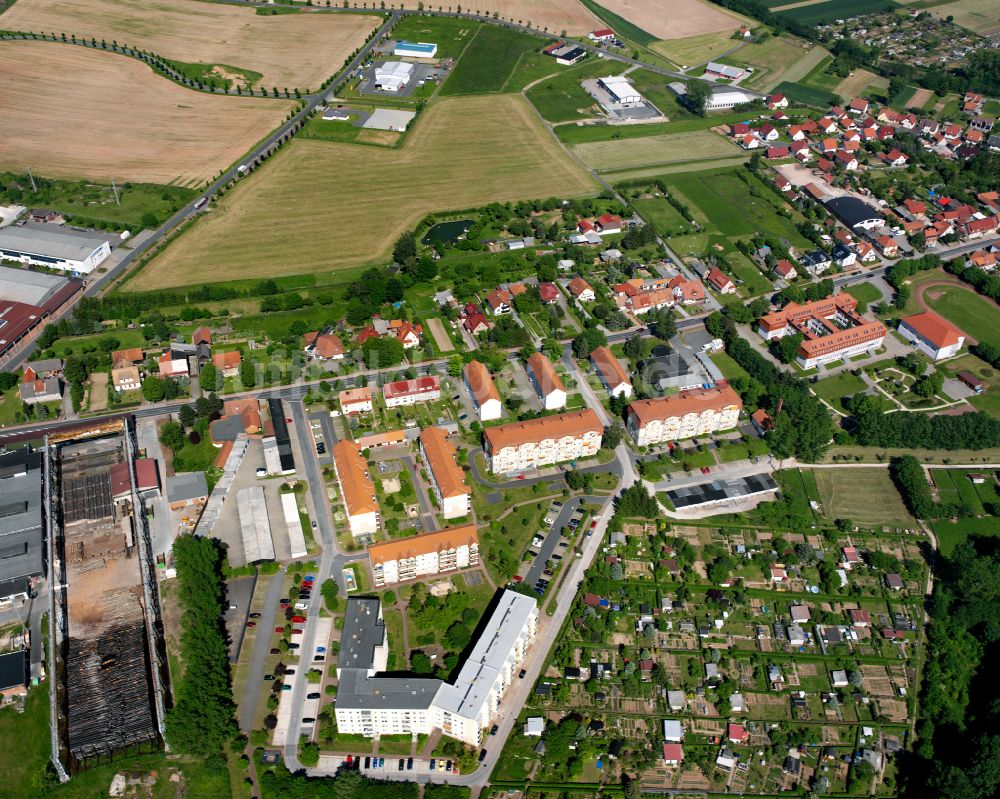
(900, 310, 964, 349)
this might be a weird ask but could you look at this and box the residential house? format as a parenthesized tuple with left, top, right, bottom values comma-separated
(332, 440, 379, 537)
(538, 282, 560, 304)
(111, 347, 144, 370)
(567, 277, 595, 302)
(526, 352, 567, 410)
(383, 376, 441, 408)
(483, 410, 603, 473)
(112, 366, 141, 392)
(419, 427, 471, 520)
(591, 346, 633, 399)
(774, 259, 797, 280)
(876, 235, 899, 257)
(706, 268, 736, 294)
(304, 330, 345, 360)
(21, 358, 62, 381)
(212, 349, 242, 378)
(18, 377, 61, 405)
(339, 387, 374, 415)
(626, 383, 742, 446)
(486, 288, 513, 315)
(464, 360, 502, 421)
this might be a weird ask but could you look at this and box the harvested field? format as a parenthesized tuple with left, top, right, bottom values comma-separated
(130, 95, 598, 289)
(650, 30, 735, 66)
(908, 88, 934, 109)
(931, 0, 1000, 34)
(0, 0, 381, 89)
(833, 68, 888, 100)
(598, 0, 745, 39)
(426, 318, 454, 352)
(487, 0, 603, 35)
(0, 41, 293, 185)
(572, 130, 737, 172)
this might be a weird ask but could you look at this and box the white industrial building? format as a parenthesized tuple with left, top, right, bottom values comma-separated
(335, 591, 537, 745)
(598, 76, 642, 106)
(237, 486, 275, 562)
(374, 61, 414, 92)
(0, 224, 113, 274)
(393, 41, 438, 58)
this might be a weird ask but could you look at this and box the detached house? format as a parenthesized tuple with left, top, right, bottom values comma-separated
(526, 352, 567, 411)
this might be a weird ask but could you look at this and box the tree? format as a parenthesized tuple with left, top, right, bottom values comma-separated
(178, 405, 196, 428)
(623, 333, 644, 360)
(572, 328, 607, 359)
(239, 358, 256, 388)
(361, 336, 405, 369)
(447, 355, 463, 377)
(603, 422, 624, 449)
(142, 376, 166, 403)
(0, 372, 18, 392)
(159, 420, 185, 451)
(320, 578, 338, 611)
(684, 78, 711, 116)
(392, 231, 417, 264)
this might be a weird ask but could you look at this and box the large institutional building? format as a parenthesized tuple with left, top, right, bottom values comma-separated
(483, 409, 603, 474)
(332, 440, 379, 537)
(419, 427, 471, 519)
(626, 383, 743, 446)
(368, 525, 480, 587)
(335, 591, 537, 745)
(757, 294, 886, 369)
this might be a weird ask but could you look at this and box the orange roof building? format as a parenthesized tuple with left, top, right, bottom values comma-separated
(111, 347, 144, 369)
(484, 409, 603, 474)
(419, 427, 471, 519)
(339, 386, 374, 414)
(567, 277, 595, 301)
(626, 383, 742, 446)
(369, 525, 480, 587)
(212, 349, 242, 376)
(757, 294, 886, 368)
(526, 352, 566, 410)
(898, 310, 965, 360)
(332, 440, 379, 537)
(304, 330, 345, 360)
(464, 360, 502, 421)
(590, 346, 633, 399)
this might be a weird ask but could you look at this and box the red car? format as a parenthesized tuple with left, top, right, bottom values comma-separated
(275, 627, 284, 634)
(247, 621, 256, 628)
(292, 615, 306, 623)
(512, 575, 523, 583)
(701, 466, 711, 474)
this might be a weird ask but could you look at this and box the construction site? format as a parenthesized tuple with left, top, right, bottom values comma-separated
(46, 419, 168, 775)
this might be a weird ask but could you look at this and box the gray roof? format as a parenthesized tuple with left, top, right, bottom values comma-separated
(0, 224, 113, 263)
(340, 597, 387, 672)
(0, 448, 44, 585)
(166, 472, 208, 504)
(18, 376, 60, 401)
(824, 197, 884, 230)
(335, 668, 441, 710)
(24, 358, 63, 374)
(0, 264, 69, 306)
(0, 650, 26, 692)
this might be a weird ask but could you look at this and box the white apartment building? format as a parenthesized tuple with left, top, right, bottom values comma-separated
(368, 525, 479, 587)
(483, 409, 603, 474)
(626, 384, 743, 446)
(526, 352, 566, 410)
(335, 591, 537, 745)
(464, 360, 502, 421)
(590, 345, 633, 399)
(339, 387, 373, 414)
(419, 426, 471, 519)
(332, 440, 379, 537)
(383, 376, 441, 408)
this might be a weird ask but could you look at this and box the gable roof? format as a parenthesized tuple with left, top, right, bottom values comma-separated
(526, 352, 565, 397)
(900, 310, 964, 349)
(484, 409, 603, 451)
(590, 346, 631, 390)
(419, 427, 469, 499)
(464, 360, 501, 408)
(368, 525, 480, 567)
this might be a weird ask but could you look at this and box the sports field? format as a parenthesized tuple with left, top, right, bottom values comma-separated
(924, 285, 999, 348)
(129, 95, 598, 290)
(572, 130, 738, 172)
(596, 0, 745, 39)
(0, 0, 381, 89)
(813, 468, 916, 528)
(0, 42, 292, 185)
(931, 0, 1000, 34)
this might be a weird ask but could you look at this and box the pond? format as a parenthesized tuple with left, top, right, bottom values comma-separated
(420, 218, 474, 245)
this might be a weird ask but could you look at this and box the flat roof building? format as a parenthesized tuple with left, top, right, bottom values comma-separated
(374, 61, 414, 92)
(394, 40, 437, 58)
(0, 224, 112, 274)
(483, 409, 603, 474)
(0, 448, 44, 605)
(368, 525, 479, 587)
(236, 486, 274, 563)
(332, 440, 379, 538)
(335, 590, 537, 745)
(758, 294, 887, 368)
(598, 76, 642, 106)
(824, 196, 885, 232)
(626, 383, 742, 446)
(0, 265, 73, 306)
(419, 427, 471, 520)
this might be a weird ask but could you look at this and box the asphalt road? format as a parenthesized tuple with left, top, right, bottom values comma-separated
(237, 567, 288, 732)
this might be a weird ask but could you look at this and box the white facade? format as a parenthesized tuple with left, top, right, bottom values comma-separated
(372, 541, 478, 587)
(384, 385, 440, 408)
(628, 406, 741, 446)
(898, 321, 964, 361)
(374, 61, 413, 91)
(540, 387, 567, 410)
(598, 76, 642, 105)
(475, 395, 502, 421)
(0, 226, 111, 274)
(488, 429, 601, 474)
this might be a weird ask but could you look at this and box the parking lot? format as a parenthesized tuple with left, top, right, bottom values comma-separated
(356, 60, 445, 97)
(582, 77, 663, 120)
(518, 498, 589, 596)
(316, 753, 466, 779)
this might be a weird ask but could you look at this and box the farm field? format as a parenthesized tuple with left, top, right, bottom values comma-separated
(571, 130, 737, 172)
(607, 155, 748, 181)
(833, 68, 889, 101)
(812, 468, 916, 528)
(0, 0, 381, 90)
(129, 95, 598, 290)
(925, 286, 1000, 348)
(650, 30, 736, 66)
(596, 0, 746, 40)
(487, 0, 603, 34)
(776, 0, 899, 26)
(0, 41, 292, 185)
(663, 167, 811, 245)
(440, 24, 540, 95)
(931, 0, 1000, 34)
(734, 35, 815, 91)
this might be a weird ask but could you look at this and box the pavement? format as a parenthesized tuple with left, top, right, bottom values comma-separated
(237, 567, 288, 732)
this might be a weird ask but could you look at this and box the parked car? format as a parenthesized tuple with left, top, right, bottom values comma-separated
(270, 648, 280, 655)
(302, 717, 315, 724)
(398, 759, 405, 771)
(519, 669, 527, 678)
(275, 627, 284, 634)
(249, 612, 262, 618)
(479, 749, 488, 763)
(288, 643, 300, 650)
(264, 674, 275, 681)
(292, 615, 306, 623)
(364, 757, 371, 769)
(490, 724, 499, 735)
(281, 684, 291, 691)
(246, 621, 256, 628)
(444, 760, 452, 772)
(406, 758, 413, 771)
(429, 759, 436, 771)
(307, 692, 320, 699)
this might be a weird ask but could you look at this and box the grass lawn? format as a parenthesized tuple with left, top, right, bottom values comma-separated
(572, 130, 738, 173)
(934, 515, 1000, 556)
(812, 468, 916, 528)
(524, 60, 608, 123)
(299, 115, 401, 148)
(440, 25, 540, 95)
(631, 197, 691, 236)
(382, 606, 407, 669)
(45, 327, 147, 360)
(812, 371, 868, 413)
(650, 31, 735, 66)
(843, 281, 883, 310)
(129, 95, 598, 290)
(773, 80, 838, 108)
(663, 167, 811, 247)
(0, 388, 24, 427)
(925, 286, 1000, 349)
(389, 15, 480, 60)
(710, 351, 750, 381)
(736, 35, 815, 90)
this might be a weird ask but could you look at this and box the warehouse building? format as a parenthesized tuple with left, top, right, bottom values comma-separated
(335, 590, 537, 745)
(483, 409, 603, 474)
(597, 76, 642, 106)
(393, 40, 438, 58)
(368, 525, 479, 587)
(419, 427, 471, 519)
(0, 447, 44, 607)
(236, 486, 275, 563)
(0, 268, 84, 363)
(824, 197, 885, 232)
(374, 61, 414, 92)
(626, 384, 743, 446)
(0, 224, 113, 274)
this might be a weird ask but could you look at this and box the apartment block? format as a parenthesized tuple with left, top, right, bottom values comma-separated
(332, 440, 379, 537)
(590, 345, 633, 398)
(526, 352, 566, 410)
(419, 426, 471, 519)
(626, 383, 743, 446)
(464, 360, 502, 421)
(368, 525, 480, 587)
(483, 409, 603, 474)
(383, 376, 441, 408)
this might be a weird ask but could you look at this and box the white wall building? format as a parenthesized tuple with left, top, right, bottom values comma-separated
(598, 76, 642, 106)
(369, 525, 479, 587)
(484, 409, 603, 474)
(898, 311, 965, 361)
(626, 384, 743, 446)
(420, 426, 471, 519)
(464, 360, 502, 421)
(336, 591, 537, 745)
(383, 376, 440, 408)
(332, 440, 379, 537)
(0, 225, 112, 274)
(526, 352, 567, 411)
(374, 61, 414, 92)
